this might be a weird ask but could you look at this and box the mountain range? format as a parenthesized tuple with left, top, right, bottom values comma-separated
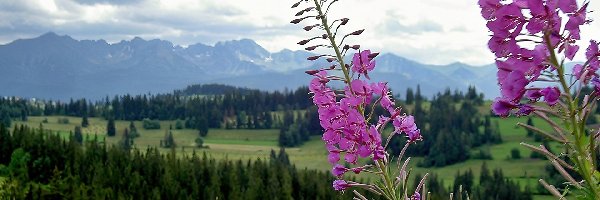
(0, 32, 499, 100)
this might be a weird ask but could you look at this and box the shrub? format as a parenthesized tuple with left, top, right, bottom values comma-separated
(142, 118, 161, 130)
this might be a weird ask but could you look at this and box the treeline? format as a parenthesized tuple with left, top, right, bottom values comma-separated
(413, 162, 533, 200)
(452, 162, 533, 199)
(278, 107, 322, 147)
(389, 86, 502, 167)
(0, 124, 381, 199)
(0, 84, 312, 130)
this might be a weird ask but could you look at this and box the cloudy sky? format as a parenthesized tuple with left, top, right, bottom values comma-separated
(0, 0, 598, 65)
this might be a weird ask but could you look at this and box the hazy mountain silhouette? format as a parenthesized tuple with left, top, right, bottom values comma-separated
(0, 32, 499, 100)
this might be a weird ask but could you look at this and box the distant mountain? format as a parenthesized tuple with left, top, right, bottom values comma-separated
(0, 32, 500, 100)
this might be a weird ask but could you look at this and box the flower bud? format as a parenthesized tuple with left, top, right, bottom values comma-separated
(295, 7, 315, 16)
(349, 29, 365, 36)
(326, 58, 336, 63)
(322, 34, 328, 39)
(298, 39, 310, 45)
(305, 70, 319, 75)
(305, 45, 319, 51)
(307, 55, 320, 60)
(291, 1, 301, 8)
(290, 18, 302, 24)
(351, 45, 360, 50)
(368, 52, 379, 60)
(340, 18, 349, 25)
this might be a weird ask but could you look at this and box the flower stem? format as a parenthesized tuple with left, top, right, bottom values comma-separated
(377, 159, 399, 200)
(545, 33, 600, 198)
(312, 0, 364, 114)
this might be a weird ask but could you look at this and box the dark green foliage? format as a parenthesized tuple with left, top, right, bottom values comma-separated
(106, 118, 116, 137)
(278, 109, 313, 147)
(142, 118, 161, 129)
(120, 128, 133, 150)
(472, 147, 493, 160)
(161, 130, 176, 148)
(81, 115, 89, 127)
(472, 164, 533, 200)
(0, 126, 379, 199)
(20, 109, 27, 122)
(73, 126, 83, 144)
(128, 121, 139, 138)
(0, 111, 11, 128)
(406, 88, 415, 104)
(175, 120, 184, 129)
(196, 117, 209, 137)
(195, 137, 204, 147)
(412, 173, 448, 200)
(526, 118, 534, 137)
(510, 148, 521, 159)
(453, 169, 474, 199)
(391, 87, 500, 167)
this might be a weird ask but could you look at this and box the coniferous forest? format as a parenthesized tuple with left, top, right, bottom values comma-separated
(0, 84, 545, 199)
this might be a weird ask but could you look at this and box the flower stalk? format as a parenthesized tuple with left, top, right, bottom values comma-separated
(292, 0, 423, 199)
(479, 0, 600, 198)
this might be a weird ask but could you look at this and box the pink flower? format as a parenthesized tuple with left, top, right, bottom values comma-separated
(344, 152, 358, 164)
(412, 192, 421, 200)
(592, 77, 600, 94)
(540, 87, 560, 106)
(500, 71, 528, 102)
(525, 89, 542, 100)
(351, 166, 364, 174)
(559, 0, 578, 13)
(333, 180, 350, 191)
(372, 146, 386, 160)
(332, 164, 348, 177)
(351, 50, 375, 78)
(492, 99, 516, 117)
(328, 151, 340, 164)
(516, 104, 534, 116)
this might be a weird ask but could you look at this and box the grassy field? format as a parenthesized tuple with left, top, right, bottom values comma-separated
(14, 115, 561, 199)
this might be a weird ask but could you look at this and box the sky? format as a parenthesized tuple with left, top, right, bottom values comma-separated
(0, 0, 598, 66)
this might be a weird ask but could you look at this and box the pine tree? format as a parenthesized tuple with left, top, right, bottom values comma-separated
(120, 128, 132, 150)
(107, 118, 116, 137)
(73, 126, 83, 144)
(0, 111, 11, 128)
(129, 121, 139, 138)
(197, 117, 209, 137)
(81, 115, 89, 128)
(406, 88, 415, 104)
(526, 117, 534, 137)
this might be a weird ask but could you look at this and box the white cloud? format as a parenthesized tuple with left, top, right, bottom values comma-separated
(0, 0, 599, 66)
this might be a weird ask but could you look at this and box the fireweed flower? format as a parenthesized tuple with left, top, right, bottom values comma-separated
(294, 0, 426, 198)
(478, 0, 594, 116)
(480, 0, 600, 198)
(333, 179, 351, 191)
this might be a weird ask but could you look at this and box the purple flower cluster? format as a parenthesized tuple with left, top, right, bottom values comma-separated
(309, 50, 421, 190)
(479, 0, 596, 117)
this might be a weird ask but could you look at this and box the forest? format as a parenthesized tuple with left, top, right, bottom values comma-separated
(0, 84, 572, 199)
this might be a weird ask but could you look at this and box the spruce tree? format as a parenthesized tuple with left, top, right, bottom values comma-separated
(0, 111, 11, 128)
(129, 121, 139, 138)
(107, 118, 116, 137)
(406, 88, 415, 104)
(73, 126, 83, 144)
(526, 117, 534, 137)
(81, 115, 89, 128)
